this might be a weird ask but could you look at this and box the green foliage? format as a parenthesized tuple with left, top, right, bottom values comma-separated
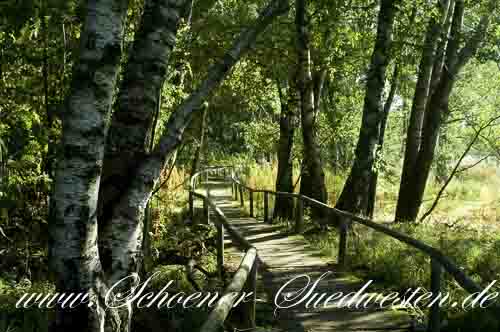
(1, 0, 500, 330)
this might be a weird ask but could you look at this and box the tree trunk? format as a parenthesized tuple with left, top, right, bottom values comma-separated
(273, 78, 296, 220)
(95, 3, 190, 329)
(49, 0, 290, 331)
(98, 0, 290, 327)
(396, 0, 452, 221)
(334, 0, 397, 217)
(428, 0, 456, 98)
(97, 0, 188, 269)
(396, 0, 496, 222)
(295, 0, 327, 213)
(366, 65, 399, 218)
(48, 0, 129, 331)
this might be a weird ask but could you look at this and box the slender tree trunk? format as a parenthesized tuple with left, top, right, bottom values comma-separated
(141, 75, 166, 277)
(40, 2, 54, 179)
(396, 0, 496, 222)
(274, 78, 296, 220)
(428, 0, 455, 98)
(101, 0, 289, 328)
(95, 3, 190, 329)
(396, 0, 451, 221)
(295, 0, 327, 212)
(366, 65, 399, 218)
(419, 114, 500, 222)
(335, 0, 397, 217)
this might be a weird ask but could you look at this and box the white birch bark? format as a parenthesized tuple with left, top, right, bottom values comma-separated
(105, 0, 290, 288)
(48, 0, 129, 331)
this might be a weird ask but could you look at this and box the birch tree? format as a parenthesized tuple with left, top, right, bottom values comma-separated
(48, 0, 290, 331)
(395, 0, 498, 222)
(295, 0, 327, 212)
(334, 0, 398, 217)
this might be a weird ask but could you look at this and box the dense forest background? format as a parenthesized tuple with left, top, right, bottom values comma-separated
(0, 0, 499, 331)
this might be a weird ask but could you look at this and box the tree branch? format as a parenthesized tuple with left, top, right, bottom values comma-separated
(420, 113, 500, 222)
(104, 0, 290, 286)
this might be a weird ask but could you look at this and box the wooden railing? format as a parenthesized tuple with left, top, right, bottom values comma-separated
(190, 166, 494, 332)
(226, 168, 490, 332)
(189, 166, 257, 332)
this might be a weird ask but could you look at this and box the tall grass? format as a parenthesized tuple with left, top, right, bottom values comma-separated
(241, 160, 500, 330)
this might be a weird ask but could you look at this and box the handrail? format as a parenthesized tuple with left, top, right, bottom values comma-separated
(199, 247, 257, 332)
(227, 168, 492, 332)
(189, 166, 257, 331)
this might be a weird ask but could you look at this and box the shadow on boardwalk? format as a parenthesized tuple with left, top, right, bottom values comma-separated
(203, 180, 414, 332)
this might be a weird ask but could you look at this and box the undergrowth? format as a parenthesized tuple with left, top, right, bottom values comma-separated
(243, 161, 500, 331)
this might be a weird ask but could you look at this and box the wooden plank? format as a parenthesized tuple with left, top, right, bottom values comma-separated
(189, 166, 488, 332)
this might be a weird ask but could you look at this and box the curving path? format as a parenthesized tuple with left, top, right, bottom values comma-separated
(201, 178, 415, 332)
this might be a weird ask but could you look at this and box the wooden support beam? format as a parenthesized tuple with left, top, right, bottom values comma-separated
(239, 259, 258, 329)
(264, 192, 269, 223)
(198, 248, 257, 332)
(428, 258, 442, 332)
(203, 197, 209, 224)
(217, 222, 224, 279)
(239, 186, 244, 207)
(338, 217, 348, 267)
(189, 191, 194, 219)
(295, 198, 304, 233)
(249, 190, 254, 217)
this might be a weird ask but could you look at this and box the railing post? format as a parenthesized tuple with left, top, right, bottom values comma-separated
(249, 190, 254, 217)
(428, 258, 442, 332)
(264, 192, 269, 223)
(203, 197, 209, 224)
(189, 191, 194, 219)
(216, 222, 224, 279)
(235, 183, 239, 201)
(240, 259, 257, 329)
(295, 197, 304, 234)
(239, 186, 244, 207)
(338, 217, 348, 267)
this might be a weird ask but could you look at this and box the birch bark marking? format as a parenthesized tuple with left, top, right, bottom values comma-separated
(48, 0, 129, 331)
(99, 0, 189, 272)
(335, 0, 397, 217)
(104, 0, 290, 288)
(367, 65, 400, 218)
(398, 0, 496, 221)
(274, 77, 296, 220)
(296, 0, 327, 213)
(396, 0, 451, 221)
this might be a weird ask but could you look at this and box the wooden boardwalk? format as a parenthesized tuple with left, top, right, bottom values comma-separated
(205, 180, 414, 332)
